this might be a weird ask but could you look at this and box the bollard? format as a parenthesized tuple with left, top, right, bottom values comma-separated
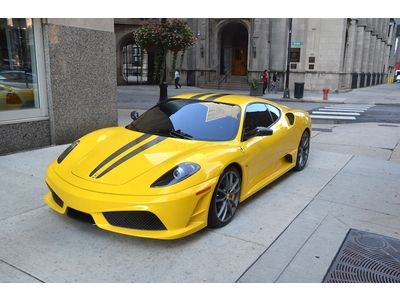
(323, 88, 330, 101)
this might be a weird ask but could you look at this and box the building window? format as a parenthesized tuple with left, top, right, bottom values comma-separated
(309, 57, 315, 63)
(308, 64, 314, 70)
(290, 48, 301, 63)
(0, 18, 47, 123)
(122, 44, 148, 84)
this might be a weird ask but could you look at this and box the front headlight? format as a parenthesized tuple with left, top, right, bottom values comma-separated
(151, 162, 200, 187)
(57, 140, 80, 164)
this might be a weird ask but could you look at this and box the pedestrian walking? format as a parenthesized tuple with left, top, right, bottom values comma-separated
(271, 72, 277, 92)
(261, 70, 269, 94)
(174, 69, 182, 89)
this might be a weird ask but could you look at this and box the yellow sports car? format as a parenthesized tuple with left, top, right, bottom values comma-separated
(0, 83, 34, 110)
(44, 93, 311, 239)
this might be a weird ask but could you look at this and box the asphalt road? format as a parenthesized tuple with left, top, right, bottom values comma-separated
(118, 86, 400, 125)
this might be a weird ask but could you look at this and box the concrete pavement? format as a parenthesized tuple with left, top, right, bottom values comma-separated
(1, 83, 400, 282)
(0, 117, 399, 282)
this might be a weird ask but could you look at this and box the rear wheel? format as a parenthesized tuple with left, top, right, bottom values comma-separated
(294, 130, 310, 171)
(208, 166, 241, 228)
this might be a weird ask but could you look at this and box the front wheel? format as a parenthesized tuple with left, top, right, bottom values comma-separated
(208, 166, 241, 228)
(294, 130, 310, 171)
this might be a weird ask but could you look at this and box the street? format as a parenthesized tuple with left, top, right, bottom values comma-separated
(0, 84, 399, 282)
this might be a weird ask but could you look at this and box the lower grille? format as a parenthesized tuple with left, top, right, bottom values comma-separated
(323, 229, 400, 283)
(51, 192, 64, 208)
(67, 207, 95, 224)
(46, 183, 64, 208)
(103, 211, 166, 231)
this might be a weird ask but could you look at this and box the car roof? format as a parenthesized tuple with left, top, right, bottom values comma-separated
(170, 92, 288, 110)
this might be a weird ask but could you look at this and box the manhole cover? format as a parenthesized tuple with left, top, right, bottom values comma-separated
(323, 229, 400, 283)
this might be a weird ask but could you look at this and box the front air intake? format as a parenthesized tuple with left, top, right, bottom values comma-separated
(103, 211, 166, 231)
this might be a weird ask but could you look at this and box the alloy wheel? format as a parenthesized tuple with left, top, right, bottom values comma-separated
(214, 170, 241, 223)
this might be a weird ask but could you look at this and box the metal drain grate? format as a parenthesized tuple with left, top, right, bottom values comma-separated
(323, 229, 400, 283)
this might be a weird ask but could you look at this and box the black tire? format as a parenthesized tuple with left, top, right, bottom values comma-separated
(208, 166, 241, 228)
(294, 130, 310, 171)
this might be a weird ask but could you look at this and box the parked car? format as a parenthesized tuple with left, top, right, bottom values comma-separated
(396, 75, 400, 83)
(0, 83, 35, 110)
(0, 70, 35, 89)
(44, 93, 311, 239)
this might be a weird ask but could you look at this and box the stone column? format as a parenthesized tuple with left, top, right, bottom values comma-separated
(367, 34, 376, 85)
(361, 30, 371, 87)
(383, 44, 390, 82)
(344, 20, 357, 88)
(354, 24, 365, 87)
(375, 37, 382, 83)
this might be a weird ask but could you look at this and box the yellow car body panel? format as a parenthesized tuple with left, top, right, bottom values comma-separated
(44, 93, 311, 239)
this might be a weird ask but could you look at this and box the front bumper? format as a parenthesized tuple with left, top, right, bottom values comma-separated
(44, 166, 218, 240)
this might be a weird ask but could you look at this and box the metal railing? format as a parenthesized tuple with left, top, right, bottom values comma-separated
(217, 67, 232, 89)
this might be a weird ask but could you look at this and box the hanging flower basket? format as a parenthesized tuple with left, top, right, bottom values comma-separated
(134, 19, 196, 84)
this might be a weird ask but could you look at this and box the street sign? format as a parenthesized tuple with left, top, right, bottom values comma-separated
(291, 41, 304, 47)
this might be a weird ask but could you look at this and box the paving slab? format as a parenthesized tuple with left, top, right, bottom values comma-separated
(390, 139, 400, 163)
(312, 122, 400, 150)
(275, 215, 349, 283)
(0, 206, 264, 282)
(0, 260, 41, 283)
(0, 168, 46, 221)
(311, 143, 392, 160)
(213, 150, 351, 246)
(326, 202, 400, 239)
(238, 201, 332, 282)
(0, 145, 65, 179)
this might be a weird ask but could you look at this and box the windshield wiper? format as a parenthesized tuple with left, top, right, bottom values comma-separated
(169, 129, 193, 140)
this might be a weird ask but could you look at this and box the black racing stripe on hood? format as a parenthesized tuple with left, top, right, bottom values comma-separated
(203, 93, 231, 101)
(189, 92, 214, 99)
(95, 136, 167, 179)
(89, 133, 152, 178)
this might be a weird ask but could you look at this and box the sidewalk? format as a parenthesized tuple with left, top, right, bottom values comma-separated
(0, 117, 399, 282)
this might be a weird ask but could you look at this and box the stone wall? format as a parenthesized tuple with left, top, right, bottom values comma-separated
(44, 20, 117, 145)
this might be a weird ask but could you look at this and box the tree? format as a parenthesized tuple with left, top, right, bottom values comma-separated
(134, 19, 196, 102)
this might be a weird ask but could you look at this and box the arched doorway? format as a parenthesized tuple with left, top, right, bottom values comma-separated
(219, 23, 248, 76)
(118, 33, 154, 84)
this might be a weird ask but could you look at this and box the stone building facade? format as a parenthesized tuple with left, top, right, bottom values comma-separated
(0, 19, 117, 154)
(186, 18, 397, 92)
(115, 18, 398, 92)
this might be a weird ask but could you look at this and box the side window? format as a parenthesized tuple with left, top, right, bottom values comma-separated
(243, 103, 274, 134)
(266, 104, 281, 122)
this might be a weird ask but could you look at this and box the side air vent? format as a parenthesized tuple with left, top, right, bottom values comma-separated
(286, 113, 295, 125)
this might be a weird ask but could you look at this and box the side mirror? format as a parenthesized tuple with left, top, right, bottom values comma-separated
(244, 127, 273, 140)
(130, 111, 140, 121)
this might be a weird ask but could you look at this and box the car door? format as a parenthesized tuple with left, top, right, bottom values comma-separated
(240, 103, 282, 193)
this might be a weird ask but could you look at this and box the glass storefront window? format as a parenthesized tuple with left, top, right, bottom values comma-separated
(0, 18, 39, 112)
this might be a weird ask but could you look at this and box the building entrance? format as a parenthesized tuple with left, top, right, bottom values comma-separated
(220, 23, 248, 76)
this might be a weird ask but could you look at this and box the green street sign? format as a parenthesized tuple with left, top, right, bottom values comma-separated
(291, 41, 304, 47)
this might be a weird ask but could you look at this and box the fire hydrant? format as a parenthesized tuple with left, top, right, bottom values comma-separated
(323, 88, 330, 101)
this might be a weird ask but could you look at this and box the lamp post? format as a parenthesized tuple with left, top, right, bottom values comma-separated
(159, 18, 168, 103)
(283, 18, 292, 99)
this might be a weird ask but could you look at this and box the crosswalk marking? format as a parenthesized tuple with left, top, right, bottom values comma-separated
(311, 115, 356, 120)
(312, 111, 360, 116)
(311, 104, 374, 121)
(319, 108, 365, 113)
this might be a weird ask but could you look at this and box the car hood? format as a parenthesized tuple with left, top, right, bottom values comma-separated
(71, 129, 209, 186)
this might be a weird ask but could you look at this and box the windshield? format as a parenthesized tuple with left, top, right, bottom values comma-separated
(127, 99, 241, 141)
